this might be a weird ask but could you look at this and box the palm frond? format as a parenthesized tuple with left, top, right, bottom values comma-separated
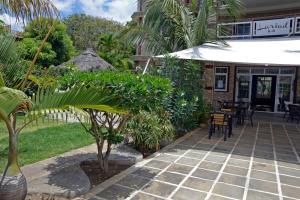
(29, 86, 127, 118)
(0, 0, 59, 22)
(0, 35, 25, 88)
(0, 87, 32, 121)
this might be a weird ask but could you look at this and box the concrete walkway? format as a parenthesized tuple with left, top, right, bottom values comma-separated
(23, 143, 143, 199)
(82, 121, 300, 200)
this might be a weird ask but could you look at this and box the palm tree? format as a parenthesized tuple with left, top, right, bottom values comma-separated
(0, 1, 123, 200)
(122, 0, 242, 55)
(0, 37, 125, 199)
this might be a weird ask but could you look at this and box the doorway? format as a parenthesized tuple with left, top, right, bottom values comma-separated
(251, 76, 277, 112)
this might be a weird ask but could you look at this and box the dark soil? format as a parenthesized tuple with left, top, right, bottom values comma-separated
(80, 160, 131, 187)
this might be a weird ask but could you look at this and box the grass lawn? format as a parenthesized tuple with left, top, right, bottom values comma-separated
(0, 120, 94, 172)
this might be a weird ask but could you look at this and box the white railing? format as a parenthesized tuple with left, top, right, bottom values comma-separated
(218, 16, 300, 39)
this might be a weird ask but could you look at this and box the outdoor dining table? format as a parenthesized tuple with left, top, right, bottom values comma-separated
(222, 101, 249, 125)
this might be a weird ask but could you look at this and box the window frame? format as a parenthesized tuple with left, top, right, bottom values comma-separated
(214, 67, 229, 92)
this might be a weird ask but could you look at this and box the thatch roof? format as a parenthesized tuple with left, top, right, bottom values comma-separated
(58, 49, 115, 71)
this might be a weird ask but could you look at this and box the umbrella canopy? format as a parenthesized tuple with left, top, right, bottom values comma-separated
(58, 49, 115, 71)
(155, 37, 300, 66)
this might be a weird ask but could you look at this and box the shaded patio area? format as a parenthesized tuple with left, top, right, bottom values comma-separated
(85, 116, 300, 200)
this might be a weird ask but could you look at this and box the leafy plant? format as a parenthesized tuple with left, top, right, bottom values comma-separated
(122, 0, 242, 55)
(18, 18, 75, 68)
(98, 33, 135, 70)
(64, 14, 123, 50)
(59, 71, 173, 113)
(150, 56, 206, 134)
(125, 110, 174, 153)
(59, 71, 172, 172)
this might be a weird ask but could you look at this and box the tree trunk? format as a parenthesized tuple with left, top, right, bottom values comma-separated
(96, 139, 105, 171)
(0, 119, 27, 200)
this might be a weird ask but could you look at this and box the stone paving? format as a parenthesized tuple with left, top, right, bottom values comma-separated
(84, 121, 300, 200)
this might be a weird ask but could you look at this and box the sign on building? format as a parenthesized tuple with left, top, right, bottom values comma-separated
(253, 18, 294, 37)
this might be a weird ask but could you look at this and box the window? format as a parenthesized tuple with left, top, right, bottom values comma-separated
(218, 22, 252, 38)
(279, 76, 292, 101)
(295, 17, 300, 33)
(214, 67, 228, 92)
(237, 76, 250, 99)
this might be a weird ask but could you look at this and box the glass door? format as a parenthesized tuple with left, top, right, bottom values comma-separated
(252, 76, 277, 112)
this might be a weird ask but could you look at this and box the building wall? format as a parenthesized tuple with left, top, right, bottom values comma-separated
(203, 63, 235, 105)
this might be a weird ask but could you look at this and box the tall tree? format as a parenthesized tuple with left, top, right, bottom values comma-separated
(18, 18, 75, 67)
(122, 0, 242, 55)
(64, 14, 123, 50)
(98, 34, 135, 70)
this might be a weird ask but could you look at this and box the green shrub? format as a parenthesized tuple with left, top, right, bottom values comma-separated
(150, 56, 207, 134)
(125, 110, 174, 153)
(58, 71, 173, 171)
(59, 71, 173, 113)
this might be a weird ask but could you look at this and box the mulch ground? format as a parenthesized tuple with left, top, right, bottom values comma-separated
(80, 160, 131, 187)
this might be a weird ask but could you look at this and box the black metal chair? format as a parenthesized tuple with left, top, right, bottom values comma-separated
(208, 112, 232, 141)
(248, 104, 256, 127)
(287, 104, 300, 123)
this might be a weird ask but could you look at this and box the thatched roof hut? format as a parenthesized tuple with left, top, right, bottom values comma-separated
(58, 49, 115, 71)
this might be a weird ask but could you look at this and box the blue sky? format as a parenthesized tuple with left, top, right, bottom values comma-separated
(1, 0, 137, 30)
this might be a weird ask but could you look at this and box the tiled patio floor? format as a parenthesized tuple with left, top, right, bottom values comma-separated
(87, 121, 300, 200)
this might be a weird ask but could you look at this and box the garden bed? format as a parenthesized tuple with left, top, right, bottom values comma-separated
(80, 160, 131, 187)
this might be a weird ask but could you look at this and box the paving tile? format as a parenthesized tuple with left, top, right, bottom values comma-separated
(230, 154, 251, 161)
(278, 166, 300, 177)
(277, 161, 300, 169)
(205, 155, 227, 164)
(179, 139, 199, 146)
(96, 184, 134, 200)
(183, 177, 213, 192)
(253, 158, 275, 165)
(172, 187, 207, 200)
(117, 174, 150, 189)
(208, 195, 232, 200)
(190, 149, 210, 155)
(283, 197, 296, 200)
(167, 163, 193, 175)
(252, 162, 276, 173)
(246, 190, 279, 200)
(132, 167, 161, 179)
(184, 152, 205, 160)
(209, 151, 229, 157)
(145, 160, 170, 169)
(219, 173, 246, 187)
(250, 170, 277, 182)
(281, 185, 300, 199)
(249, 178, 278, 194)
(176, 157, 200, 166)
(165, 145, 189, 156)
(131, 192, 164, 200)
(142, 181, 176, 197)
(192, 168, 219, 180)
(276, 153, 298, 163)
(154, 154, 179, 163)
(195, 143, 214, 151)
(280, 175, 300, 187)
(199, 161, 223, 171)
(156, 172, 185, 184)
(212, 182, 244, 199)
(254, 150, 274, 159)
(223, 165, 248, 176)
(227, 158, 250, 168)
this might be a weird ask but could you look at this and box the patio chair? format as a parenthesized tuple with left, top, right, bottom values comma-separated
(283, 101, 291, 119)
(208, 113, 230, 141)
(248, 104, 256, 127)
(287, 104, 300, 123)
